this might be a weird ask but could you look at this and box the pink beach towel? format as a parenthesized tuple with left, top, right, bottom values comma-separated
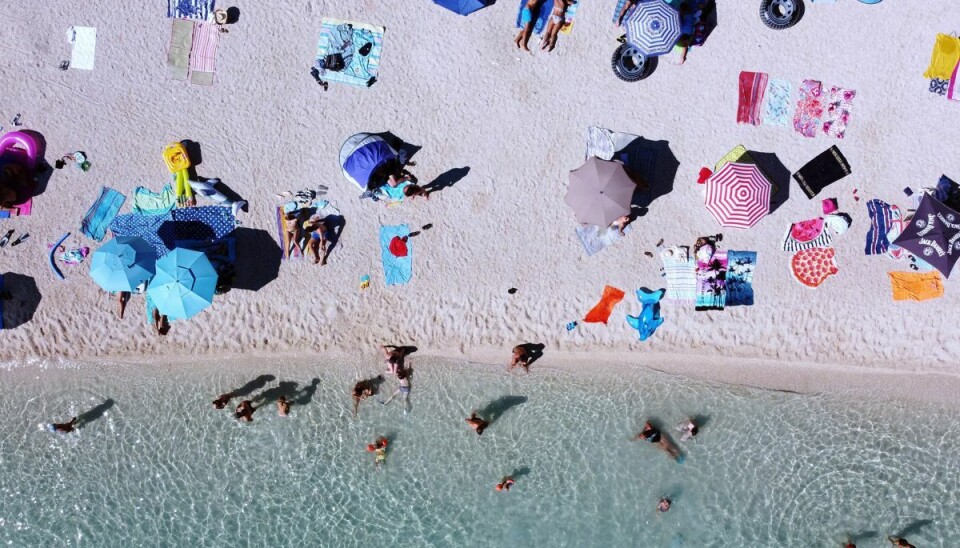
(737, 71, 769, 125)
(793, 80, 824, 138)
(949, 59, 960, 101)
(821, 86, 856, 139)
(189, 22, 220, 85)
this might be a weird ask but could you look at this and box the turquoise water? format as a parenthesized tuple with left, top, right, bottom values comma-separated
(0, 358, 957, 547)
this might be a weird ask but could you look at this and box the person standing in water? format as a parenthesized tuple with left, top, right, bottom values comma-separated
(234, 400, 255, 422)
(495, 476, 516, 492)
(277, 396, 290, 417)
(379, 368, 412, 413)
(677, 418, 699, 441)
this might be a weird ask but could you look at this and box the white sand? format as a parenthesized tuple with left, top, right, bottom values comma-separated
(1, 1, 959, 401)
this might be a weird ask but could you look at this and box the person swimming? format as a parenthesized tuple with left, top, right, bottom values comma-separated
(277, 396, 290, 417)
(366, 437, 388, 468)
(657, 497, 672, 513)
(495, 476, 516, 492)
(634, 421, 683, 462)
(466, 411, 490, 435)
(677, 418, 699, 441)
(234, 400, 255, 422)
(47, 417, 78, 433)
(212, 394, 231, 409)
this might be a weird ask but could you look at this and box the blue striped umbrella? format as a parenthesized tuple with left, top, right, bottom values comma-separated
(624, 0, 681, 57)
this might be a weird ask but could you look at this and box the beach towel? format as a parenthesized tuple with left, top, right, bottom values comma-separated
(109, 211, 173, 258)
(0, 199, 32, 219)
(790, 247, 838, 288)
(821, 86, 856, 139)
(167, 19, 194, 80)
(68, 27, 96, 70)
(80, 187, 126, 241)
(314, 18, 385, 88)
(714, 145, 749, 171)
(626, 288, 665, 341)
(793, 79, 824, 138)
(582, 285, 625, 324)
(168, 0, 214, 20)
(924, 33, 960, 80)
(865, 199, 901, 255)
(575, 224, 632, 257)
(189, 22, 220, 86)
(726, 250, 757, 306)
(516, 0, 580, 36)
(761, 78, 794, 127)
(133, 185, 177, 215)
(164, 205, 235, 243)
(612, 0, 634, 24)
(888, 271, 944, 302)
(660, 245, 696, 303)
(737, 71, 769, 125)
(793, 145, 851, 199)
(782, 217, 833, 252)
(380, 225, 412, 286)
(694, 235, 726, 311)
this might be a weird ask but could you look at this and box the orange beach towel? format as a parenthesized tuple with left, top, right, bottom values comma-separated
(583, 285, 626, 324)
(888, 271, 944, 302)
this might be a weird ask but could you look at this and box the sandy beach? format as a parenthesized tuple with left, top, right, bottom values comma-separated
(2, 1, 960, 403)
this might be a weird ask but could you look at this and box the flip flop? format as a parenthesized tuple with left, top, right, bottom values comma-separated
(11, 233, 29, 246)
(0, 229, 13, 247)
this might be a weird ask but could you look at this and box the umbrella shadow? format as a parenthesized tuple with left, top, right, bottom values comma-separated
(1, 272, 41, 329)
(181, 139, 203, 169)
(751, 151, 791, 215)
(680, 0, 718, 47)
(375, 132, 421, 165)
(76, 399, 115, 428)
(616, 137, 679, 217)
(478, 395, 528, 425)
(424, 167, 470, 195)
(21, 130, 53, 198)
(232, 227, 282, 292)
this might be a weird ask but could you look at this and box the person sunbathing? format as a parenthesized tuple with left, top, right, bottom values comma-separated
(515, 0, 543, 52)
(283, 209, 307, 252)
(540, 0, 574, 52)
(302, 215, 329, 265)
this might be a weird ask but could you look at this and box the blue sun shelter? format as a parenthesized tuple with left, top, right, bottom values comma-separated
(339, 133, 399, 191)
(433, 0, 494, 16)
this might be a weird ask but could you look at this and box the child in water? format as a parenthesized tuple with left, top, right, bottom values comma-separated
(367, 437, 388, 469)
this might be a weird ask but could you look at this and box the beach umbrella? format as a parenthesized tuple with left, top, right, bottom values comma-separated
(147, 248, 218, 320)
(566, 157, 636, 227)
(433, 0, 492, 16)
(891, 193, 960, 277)
(89, 236, 157, 292)
(624, 0, 681, 57)
(339, 133, 398, 191)
(704, 163, 771, 229)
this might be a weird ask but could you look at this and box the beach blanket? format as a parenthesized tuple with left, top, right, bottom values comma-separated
(109, 211, 173, 258)
(793, 79, 824, 138)
(888, 271, 944, 302)
(516, 0, 580, 35)
(133, 185, 177, 215)
(791, 247, 838, 288)
(793, 145, 851, 199)
(583, 285, 625, 324)
(80, 187, 126, 241)
(726, 250, 757, 306)
(68, 26, 97, 70)
(380, 225, 412, 286)
(162, 206, 235, 245)
(167, 19, 194, 80)
(865, 199, 901, 255)
(714, 145, 749, 171)
(0, 199, 32, 219)
(737, 71, 769, 126)
(694, 236, 725, 311)
(189, 22, 220, 86)
(177, 237, 236, 270)
(660, 245, 696, 303)
(626, 288, 665, 341)
(761, 78, 793, 127)
(168, 0, 214, 20)
(314, 18, 385, 88)
(575, 224, 632, 257)
(821, 86, 856, 139)
(924, 33, 960, 80)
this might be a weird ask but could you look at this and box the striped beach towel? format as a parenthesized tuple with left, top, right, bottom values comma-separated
(865, 199, 900, 255)
(737, 71, 769, 126)
(782, 218, 833, 253)
(315, 18, 385, 88)
(189, 22, 220, 86)
(80, 187, 126, 241)
(168, 0, 214, 21)
(660, 246, 696, 303)
(516, 0, 580, 35)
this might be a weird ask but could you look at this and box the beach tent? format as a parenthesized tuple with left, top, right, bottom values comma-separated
(433, 0, 492, 16)
(704, 162, 771, 229)
(624, 0, 681, 57)
(89, 236, 157, 292)
(566, 157, 636, 227)
(892, 193, 960, 278)
(147, 248, 218, 320)
(339, 133, 398, 191)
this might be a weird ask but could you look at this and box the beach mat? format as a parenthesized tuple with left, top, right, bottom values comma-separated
(516, 0, 579, 35)
(660, 245, 696, 303)
(760, 78, 793, 127)
(583, 285, 625, 324)
(133, 185, 176, 215)
(315, 18, 385, 88)
(80, 187, 125, 241)
(109, 211, 173, 258)
(189, 22, 220, 86)
(380, 225, 412, 286)
(168, 0, 214, 20)
(168, 19, 194, 80)
(725, 250, 757, 306)
(575, 224, 632, 257)
(0, 198, 32, 219)
(68, 26, 96, 70)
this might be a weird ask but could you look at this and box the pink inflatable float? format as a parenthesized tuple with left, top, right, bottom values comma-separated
(0, 131, 40, 209)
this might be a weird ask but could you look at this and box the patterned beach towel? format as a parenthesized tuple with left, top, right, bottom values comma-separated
(761, 78, 793, 127)
(575, 224, 632, 257)
(737, 71, 769, 126)
(782, 217, 833, 252)
(167, 18, 194, 80)
(794, 79, 824, 138)
(821, 86, 856, 139)
(80, 187, 126, 241)
(694, 236, 726, 311)
(314, 18, 385, 88)
(163, 205, 235, 245)
(726, 250, 757, 306)
(168, 0, 214, 21)
(380, 225, 412, 286)
(612, 0, 634, 24)
(133, 185, 177, 215)
(583, 285, 626, 324)
(516, 0, 580, 35)
(660, 245, 696, 303)
(109, 212, 172, 258)
(864, 199, 901, 255)
(189, 22, 220, 86)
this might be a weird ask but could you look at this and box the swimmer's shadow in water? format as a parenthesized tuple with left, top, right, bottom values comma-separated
(76, 399, 115, 428)
(509, 466, 531, 479)
(478, 395, 528, 425)
(254, 381, 299, 405)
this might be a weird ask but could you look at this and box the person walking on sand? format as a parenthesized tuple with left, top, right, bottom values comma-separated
(379, 368, 412, 413)
(509, 345, 533, 373)
(677, 418, 699, 441)
(495, 476, 516, 492)
(277, 396, 290, 417)
(234, 400, 255, 422)
(634, 421, 683, 462)
(152, 309, 169, 336)
(47, 417, 78, 433)
(466, 411, 490, 435)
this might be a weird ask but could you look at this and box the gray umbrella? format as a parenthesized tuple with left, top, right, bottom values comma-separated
(565, 157, 636, 227)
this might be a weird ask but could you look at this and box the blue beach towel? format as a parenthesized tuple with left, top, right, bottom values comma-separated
(170, 205, 236, 240)
(516, 0, 579, 34)
(110, 211, 173, 258)
(80, 187, 126, 241)
(133, 185, 176, 215)
(380, 225, 412, 286)
(168, 0, 214, 20)
(314, 18, 385, 88)
(725, 250, 757, 306)
(611, 0, 634, 24)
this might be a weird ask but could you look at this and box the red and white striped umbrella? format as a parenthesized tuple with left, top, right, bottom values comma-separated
(704, 163, 771, 229)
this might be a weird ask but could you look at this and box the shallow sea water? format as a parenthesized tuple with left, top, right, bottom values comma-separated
(0, 358, 956, 547)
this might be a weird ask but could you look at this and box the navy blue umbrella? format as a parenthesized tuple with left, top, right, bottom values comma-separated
(433, 0, 492, 16)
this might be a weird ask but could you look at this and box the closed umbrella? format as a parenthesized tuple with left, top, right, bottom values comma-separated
(892, 193, 960, 277)
(147, 248, 218, 320)
(339, 133, 398, 191)
(625, 0, 681, 57)
(89, 236, 156, 292)
(704, 162, 771, 229)
(433, 0, 492, 16)
(566, 157, 637, 227)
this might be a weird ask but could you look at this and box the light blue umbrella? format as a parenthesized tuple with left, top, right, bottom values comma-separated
(147, 248, 217, 321)
(89, 236, 156, 292)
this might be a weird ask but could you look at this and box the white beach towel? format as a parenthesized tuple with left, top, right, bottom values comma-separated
(68, 26, 97, 70)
